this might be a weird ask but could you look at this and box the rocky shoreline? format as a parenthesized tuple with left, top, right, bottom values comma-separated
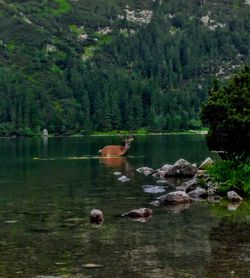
(136, 158, 244, 208)
(92, 157, 244, 223)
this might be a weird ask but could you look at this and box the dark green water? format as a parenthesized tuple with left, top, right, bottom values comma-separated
(0, 135, 249, 278)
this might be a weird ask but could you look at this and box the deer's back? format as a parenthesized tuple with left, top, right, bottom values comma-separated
(100, 145, 126, 156)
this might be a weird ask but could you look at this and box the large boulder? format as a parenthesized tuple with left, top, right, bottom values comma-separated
(227, 191, 243, 202)
(163, 159, 197, 178)
(122, 208, 153, 218)
(157, 191, 192, 205)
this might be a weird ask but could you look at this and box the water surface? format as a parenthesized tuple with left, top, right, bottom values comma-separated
(0, 135, 249, 278)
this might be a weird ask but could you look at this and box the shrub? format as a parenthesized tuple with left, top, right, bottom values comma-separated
(208, 159, 250, 196)
(201, 66, 250, 161)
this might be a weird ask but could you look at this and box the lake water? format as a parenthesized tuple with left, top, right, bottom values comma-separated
(0, 135, 249, 278)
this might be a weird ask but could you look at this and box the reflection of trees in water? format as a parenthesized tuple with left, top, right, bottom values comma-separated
(206, 220, 250, 277)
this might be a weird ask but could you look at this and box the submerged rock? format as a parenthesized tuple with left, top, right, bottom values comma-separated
(157, 191, 192, 205)
(37, 276, 60, 278)
(90, 209, 104, 224)
(122, 208, 153, 218)
(150, 200, 161, 207)
(227, 191, 243, 202)
(4, 220, 18, 224)
(142, 185, 166, 194)
(65, 218, 85, 225)
(136, 167, 154, 176)
(82, 263, 103, 268)
(118, 175, 130, 182)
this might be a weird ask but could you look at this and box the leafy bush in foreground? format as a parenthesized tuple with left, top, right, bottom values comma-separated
(208, 159, 250, 196)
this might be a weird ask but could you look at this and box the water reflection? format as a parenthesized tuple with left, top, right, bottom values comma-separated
(99, 156, 134, 177)
(206, 219, 250, 277)
(0, 136, 248, 278)
(42, 136, 48, 157)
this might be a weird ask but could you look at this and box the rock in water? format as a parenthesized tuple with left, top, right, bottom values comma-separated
(122, 208, 153, 218)
(157, 191, 192, 205)
(163, 159, 197, 177)
(156, 179, 168, 185)
(118, 175, 130, 182)
(90, 209, 104, 224)
(42, 129, 48, 137)
(136, 167, 154, 175)
(227, 191, 243, 202)
(142, 185, 166, 194)
(198, 157, 214, 170)
(187, 187, 208, 199)
(176, 178, 198, 192)
(228, 202, 241, 211)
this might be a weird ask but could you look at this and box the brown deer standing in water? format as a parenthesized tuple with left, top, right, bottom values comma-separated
(98, 134, 134, 157)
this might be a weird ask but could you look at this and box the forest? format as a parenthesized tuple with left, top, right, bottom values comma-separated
(0, 0, 249, 135)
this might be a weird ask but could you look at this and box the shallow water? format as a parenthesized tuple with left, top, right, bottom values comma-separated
(0, 135, 249, 278)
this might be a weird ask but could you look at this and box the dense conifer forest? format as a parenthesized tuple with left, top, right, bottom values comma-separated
(0, 0, 249, 135)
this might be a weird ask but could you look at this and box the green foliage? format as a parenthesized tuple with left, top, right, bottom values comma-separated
(0, 0, 249, 135)
(208, 159, 250, 196)
(201, 66, 250, 160)
(136, 128, 150, 135)
(50, 0, 71, 16)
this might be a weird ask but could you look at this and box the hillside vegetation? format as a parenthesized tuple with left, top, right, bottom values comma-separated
(0, 0, 249, 135)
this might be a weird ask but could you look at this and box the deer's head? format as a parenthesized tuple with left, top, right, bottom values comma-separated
(119, 133, 134, 149)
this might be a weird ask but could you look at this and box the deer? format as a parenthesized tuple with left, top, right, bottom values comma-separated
(98, 134, 134, 157)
